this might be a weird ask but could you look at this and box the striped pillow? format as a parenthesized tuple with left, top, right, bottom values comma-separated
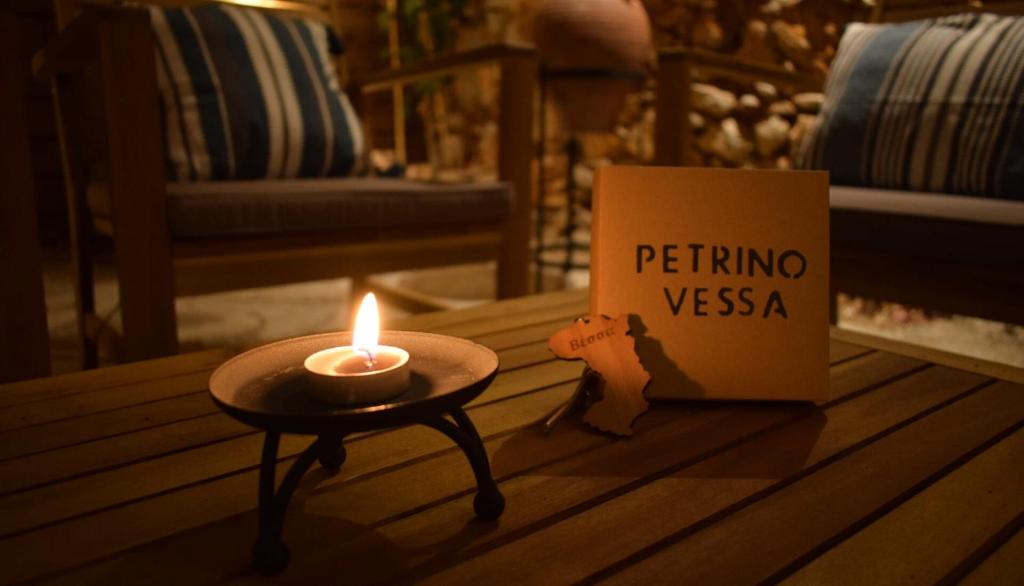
(149, 3, 364, 181)
(796, 13, 1024, 199)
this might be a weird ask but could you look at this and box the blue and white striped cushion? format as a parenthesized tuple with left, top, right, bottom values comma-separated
(796, 13, 1024, 199)
(149, 3, 364, 181)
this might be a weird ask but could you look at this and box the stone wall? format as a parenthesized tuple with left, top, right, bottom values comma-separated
(395, 0, 870, 190)
(648, 0, 867, 75)
(643, 0, 868, 171)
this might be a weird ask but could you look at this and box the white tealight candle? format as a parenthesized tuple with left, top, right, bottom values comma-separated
(304, 293, 410, 404)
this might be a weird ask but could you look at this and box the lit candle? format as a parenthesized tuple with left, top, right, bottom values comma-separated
(304, 293, 410, 404)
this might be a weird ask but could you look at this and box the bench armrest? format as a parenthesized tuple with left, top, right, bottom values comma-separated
(654, 47, 824, 166)
(658, 47, 823, 91)
(32, 9, 101, 78)
(32, 2, 139, 79)
(356, 43, 536, 93)
(357, 43, 537, 297)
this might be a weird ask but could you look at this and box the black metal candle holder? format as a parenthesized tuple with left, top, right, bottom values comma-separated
(209, 331, 504, 575)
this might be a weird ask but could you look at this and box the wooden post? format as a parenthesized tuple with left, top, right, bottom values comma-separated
(384, 0, 406, 164)
(654, 51, 691, 167)
(96, 10, 178, 360)
(0, 10, 51, 382)
(496, 51, 536, 299)
(51, 74, 99, 369)
(869, 0, 886, 23)
(829, 277, 840, 325)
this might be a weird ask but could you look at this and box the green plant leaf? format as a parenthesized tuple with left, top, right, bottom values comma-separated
(376, 10, 392, 32)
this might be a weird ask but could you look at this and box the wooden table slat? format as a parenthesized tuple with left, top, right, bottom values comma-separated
(782, 427, 1024, 585)
(21, 351, 920, 585)
(0, 370, 214, 433)
(404, 365, 991, 585)
(0, 349, 230, 409)
(392, 289, 587, 334)
(831, 326, 1024, 384)
(0, 377, 580, 585)
(0, 295, 588, 422)
(960, 521, 1024, 586)
(0, 359, 584, 537)
(240, 355, 936, 585)
(827, 341, 873, 365)
(0, 346, 574, 465)
(596, 380, 1022, 586)
(0, 341, 871, 502)
(0, 290, 1018, 586)
(0, 392, 214, 462)
(0, 307, 590, 462)
(0, 412, 251, 496)
(424, 299, 588, 340)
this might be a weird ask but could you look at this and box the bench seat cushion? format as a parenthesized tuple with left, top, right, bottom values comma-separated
(149, 4, 364, 181)
(830, 185, 1024, 266)
(167, 178, 513, 239)
(798, 13, 1024, 199)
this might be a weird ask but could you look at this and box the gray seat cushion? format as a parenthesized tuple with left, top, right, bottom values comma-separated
(166, 178, 514, 239)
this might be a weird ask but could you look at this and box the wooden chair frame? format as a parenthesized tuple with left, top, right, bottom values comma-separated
(35, 2, 536, 365)
(654, 1, 1024, 326)
(0, 9, 51, 382)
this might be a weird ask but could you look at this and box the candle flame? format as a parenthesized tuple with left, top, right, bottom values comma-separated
(352, 292, 380, 360)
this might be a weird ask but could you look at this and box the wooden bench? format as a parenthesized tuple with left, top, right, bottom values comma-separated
(34, 0, 537, 365)
(654, 0, 1024, 326)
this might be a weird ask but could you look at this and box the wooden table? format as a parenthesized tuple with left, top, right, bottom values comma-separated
(1, 289, 1022, 585)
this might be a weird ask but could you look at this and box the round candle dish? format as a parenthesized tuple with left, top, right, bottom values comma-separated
(210, 331, 497, 433)
(208, 331, 504, 575)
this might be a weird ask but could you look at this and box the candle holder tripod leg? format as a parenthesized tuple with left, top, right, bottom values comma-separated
(316, 432, 347, 469)
(249, 409, 500, 575)
(420, 407, 505, 520)
(252, 431, 324, 576)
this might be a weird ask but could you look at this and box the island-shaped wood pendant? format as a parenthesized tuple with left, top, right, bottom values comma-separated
(548, 314, 651, 436)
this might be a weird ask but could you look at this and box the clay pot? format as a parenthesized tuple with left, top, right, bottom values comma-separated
(532, 0, 653, 133)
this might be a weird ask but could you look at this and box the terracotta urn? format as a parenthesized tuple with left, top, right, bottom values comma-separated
(532, 0, 653, 133)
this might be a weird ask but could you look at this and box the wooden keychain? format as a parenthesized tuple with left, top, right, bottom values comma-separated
(542, 367, 601, 432)
(545, 314, 651, 436)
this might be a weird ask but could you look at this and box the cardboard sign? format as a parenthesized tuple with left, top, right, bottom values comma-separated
(591, 166, 830, 401)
